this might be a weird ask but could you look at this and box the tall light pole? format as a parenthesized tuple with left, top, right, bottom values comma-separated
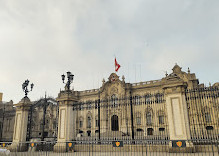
(22, 79, 34, 97)
(61, 71, 74, 91)
(22, 79, 34, 141)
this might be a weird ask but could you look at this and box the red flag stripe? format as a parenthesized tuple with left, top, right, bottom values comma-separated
(115, 58, 121, 72)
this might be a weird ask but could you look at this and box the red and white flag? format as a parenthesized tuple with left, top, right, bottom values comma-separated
(115, 58, 121, 72)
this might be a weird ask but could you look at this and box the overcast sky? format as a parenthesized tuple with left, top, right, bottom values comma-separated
(0, 0, 218, 103)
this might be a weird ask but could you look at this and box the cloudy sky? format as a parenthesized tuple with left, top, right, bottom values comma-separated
(0, 0, 218, 103)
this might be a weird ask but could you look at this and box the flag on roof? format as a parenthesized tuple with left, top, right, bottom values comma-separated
(115, 58, 121, 72)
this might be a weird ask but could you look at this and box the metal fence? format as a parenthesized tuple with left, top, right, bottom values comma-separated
(0, 140, 218, 155)
(0, 87, 218, 155)
(73, 92, 169, 143)
(26, 97, 58, 142)
(185, 86, 219, 143)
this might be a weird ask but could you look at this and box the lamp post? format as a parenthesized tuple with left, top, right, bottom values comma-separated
(61, 71, 74, 91)
(22, 79, 34, 97)
(54, 72, 75, 152)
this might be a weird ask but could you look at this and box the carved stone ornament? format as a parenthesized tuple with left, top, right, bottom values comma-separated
(110, 87, 118, 95)
(166, 73, 181, 81)
(108, 73, 120, 82)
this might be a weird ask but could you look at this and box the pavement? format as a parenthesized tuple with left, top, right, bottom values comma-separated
(7, 152, 219, 156)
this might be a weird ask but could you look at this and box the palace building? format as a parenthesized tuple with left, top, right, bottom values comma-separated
(1, 64, 218, 152)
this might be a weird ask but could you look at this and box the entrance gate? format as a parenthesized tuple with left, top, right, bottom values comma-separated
(111, 115, 119, 131)
(26, 97, 58, 141)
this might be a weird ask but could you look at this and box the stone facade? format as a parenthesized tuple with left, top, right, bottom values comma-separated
(0, 64, 218, 147)
(70, 64, 202, 140)
(0, 99, 15, 141)
(0, 97, 58, 142)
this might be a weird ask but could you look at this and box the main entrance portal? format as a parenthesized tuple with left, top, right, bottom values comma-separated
(111, 115, 119, 131)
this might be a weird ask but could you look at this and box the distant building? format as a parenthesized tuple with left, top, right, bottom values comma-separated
(0, 93, 3, 102)
(0, 94, 15, 141)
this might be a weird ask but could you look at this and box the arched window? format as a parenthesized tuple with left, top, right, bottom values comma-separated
(87, 116, 91, 128)
(79, 102, 83, 110)
(146, 112, 152, 125)
(155, 93, 162, 103)
(111, 115, 119, 131)
(158, 115, 164, 125)
(145, 94, 151, 104)
(79, 120, 83, 128)
(111, 95, 118, 107)
(135, 96, 140, 105)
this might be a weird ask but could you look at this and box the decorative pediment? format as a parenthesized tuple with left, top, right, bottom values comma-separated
(172, 64, 182, 74)
(108, 73, 120, 82)
(100, 73, 126, 98)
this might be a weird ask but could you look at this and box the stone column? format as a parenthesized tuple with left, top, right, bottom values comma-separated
(54, 90, 77, 152)
(8, 97, 31, 151)
(163, 82, 194, 152)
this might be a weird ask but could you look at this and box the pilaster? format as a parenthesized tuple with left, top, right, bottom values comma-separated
(54, 90, 77, 152)
(8, 97, 31, 152)
(162, 74, 195, 152)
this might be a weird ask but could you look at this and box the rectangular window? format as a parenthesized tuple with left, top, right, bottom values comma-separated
(145, 96, 151, 104)
(95, 120, 99, 127)
(87, 117, 91, 128)
(53, 122, 56, 129)
(146, 112, 152, 125)
(159, 116, 164, 124)
(87, 103, 92, 109)
(136, 117, 141, 125)
(205, 113, 211, 123)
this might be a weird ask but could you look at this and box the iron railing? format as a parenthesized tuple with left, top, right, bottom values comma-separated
(73, 93, 168, 143)
(0, 140, 218, 155)
(185, 86, 219, 142)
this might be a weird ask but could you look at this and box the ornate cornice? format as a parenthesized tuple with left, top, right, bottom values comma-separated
(14, 97, 32, 111)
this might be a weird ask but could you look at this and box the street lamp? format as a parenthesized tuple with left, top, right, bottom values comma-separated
(22, 79, 34, 97)
(61, 71, 74, 91)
